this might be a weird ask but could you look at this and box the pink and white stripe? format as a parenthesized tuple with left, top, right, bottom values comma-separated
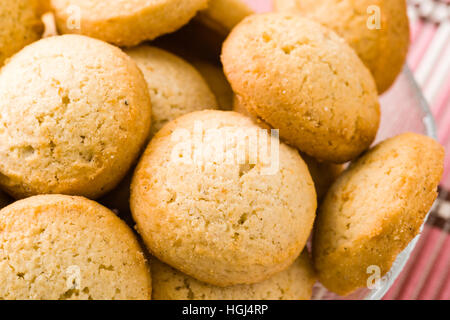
(384, 0, 450, 300)
(408, 0, 450, 190)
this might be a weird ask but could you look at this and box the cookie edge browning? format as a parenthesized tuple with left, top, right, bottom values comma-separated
(312, 133, 444, 295)
(151, 250, 316, 300)
(221, 13, 381, 164)
(273, 0, 410, 94)
(51, 0, 208, 47)
(0, 35, 152, 200)
(130, 110, 317, 287)
(0, 194, 152, 299)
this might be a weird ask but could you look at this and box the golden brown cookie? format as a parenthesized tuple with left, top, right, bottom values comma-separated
(222, 13, 380, 163)
(152, 251, 316, 300)
(0, 35, 152, 199)
(125, 45, 218, 137)
(274, 0, 410, 94)
(50, 0, 208, 47)
(0, 195, 151, 300)
(313, 133, 444, 296)
(0, 0, 43, 66)
(197, 0, 254, 35)
(234, 95, 344, 201)
(131, 110, 317, 286)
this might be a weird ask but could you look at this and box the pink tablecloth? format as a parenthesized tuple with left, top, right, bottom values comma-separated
(244, 0, 450, 300)
(384, 2, 450, 300)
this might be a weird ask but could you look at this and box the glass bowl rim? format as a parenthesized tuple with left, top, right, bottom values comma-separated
(363, 65, 437, 300)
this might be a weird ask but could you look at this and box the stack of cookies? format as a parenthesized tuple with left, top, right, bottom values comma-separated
(0, 0, 444, 300)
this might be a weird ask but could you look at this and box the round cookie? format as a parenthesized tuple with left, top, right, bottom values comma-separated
(0, 195, 151, 300)
(274, 0, 410, 94)
(196, 0, 254, 35)
(233, 95, 343, 201)
(125, 46, 218, 137)
(313, 133, 444, 296)
(152, 251, 316, 300)
(131, 110, 317, 286)
(0, 35, 152, 199)
(222, 13, 380, 163)
(0, 0, 44, 66)
(50, 0, 208, 47)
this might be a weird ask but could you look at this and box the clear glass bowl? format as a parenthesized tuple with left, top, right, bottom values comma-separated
(311, 66, 437, 300)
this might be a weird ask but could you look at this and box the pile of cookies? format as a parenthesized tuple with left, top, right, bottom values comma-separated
(0, 0, 444, 300)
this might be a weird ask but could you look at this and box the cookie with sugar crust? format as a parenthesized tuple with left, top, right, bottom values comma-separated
(0, 195, 151, 300)
(50, 0, 208, 46)
(0, 35, 152, 199)
(131, 110, 317, 286)
(313, 133, 444, 295)
(274, 0, 410, 94)
(152, 251, 316, 300)
(222, 13, 380, 164)
(0, 0, 43, 66)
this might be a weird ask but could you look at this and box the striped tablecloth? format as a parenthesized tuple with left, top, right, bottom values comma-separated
(384, 0, 450, 300)
(245, 0, 450, 300)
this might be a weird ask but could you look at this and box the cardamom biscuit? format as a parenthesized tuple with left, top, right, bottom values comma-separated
(0, 195, 151, 300)
(0, 35, 152, 199)
(50, 0, 208, 47)
(197, 0, 254, 35)
(222, 13, 380, 163)
(131, 110, 317, 286)
(125, 46, 218, 137)
(233, 94, 343, 201)
(274, 0, 409, 94)
(0, 0, 44, 66)
(313, 133, 444, 296)
(152, 251, 316, 300)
